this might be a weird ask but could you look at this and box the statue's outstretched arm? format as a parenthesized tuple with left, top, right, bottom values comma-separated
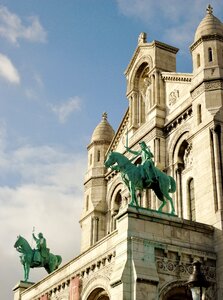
(125, 146, 140, 156)
(32, 233, 37, 241)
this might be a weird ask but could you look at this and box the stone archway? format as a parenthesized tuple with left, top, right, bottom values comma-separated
(87, 288, 109, 300)
(162, 286, 192, 300)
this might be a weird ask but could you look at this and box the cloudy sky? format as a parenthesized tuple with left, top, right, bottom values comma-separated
(1, 0, 223, 298)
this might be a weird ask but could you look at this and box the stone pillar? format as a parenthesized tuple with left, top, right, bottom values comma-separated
(154, 138, 160, 165)
(212, 125, 223, 211)
(13, 281, 34, 300)
(132, 91, 138, 127)
(151, 75, 155, 106)
(176, 166, 183, 218)
(155, 71, 160, 105)
(92, 216, 99, 244)
(160, 75, 165, 106)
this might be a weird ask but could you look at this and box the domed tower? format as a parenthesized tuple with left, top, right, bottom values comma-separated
(80, 112, 115, 252)
(191, 4, 223, 94)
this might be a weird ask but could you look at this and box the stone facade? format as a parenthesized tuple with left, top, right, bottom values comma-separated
(14, 5, 223, 300)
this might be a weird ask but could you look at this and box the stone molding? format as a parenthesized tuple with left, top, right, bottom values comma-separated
(191, 80, 223, 100)
(190, 34, 223, 51)
(162, 73, 192, 82)
(87, 140, 111, 150)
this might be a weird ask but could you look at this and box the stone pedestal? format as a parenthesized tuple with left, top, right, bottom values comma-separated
(13, 281, 34, 300)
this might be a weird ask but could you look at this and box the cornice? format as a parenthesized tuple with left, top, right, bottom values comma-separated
(162, 72, 192, 82)
(190, 34, 223, 52)
(191, 79, 223, 99)
(125, 40, 178, 76)
(87, 140, 111, 150)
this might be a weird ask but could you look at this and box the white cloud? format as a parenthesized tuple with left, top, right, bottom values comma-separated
(116, 0, 223, 48)
(51, 97, 81, 123)
(0, 139, 87, 298)
(0, 5, 47, 45)
(0, 53, 20, 84)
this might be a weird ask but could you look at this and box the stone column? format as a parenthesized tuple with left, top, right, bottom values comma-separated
(132, 91, 138, 127)
(176, 165, 183, 218)
(129, 96, 133, 127)
(13, 281, 34, 300)
(160, 75, 165, 106)
(212, 126, 223, 211)
(151, 75, 155, 106)
(155, 71, 160, 105)
(154, 138, 160, 165)
(92, 216, 99, 244)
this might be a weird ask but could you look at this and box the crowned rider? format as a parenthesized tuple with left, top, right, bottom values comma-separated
(125, 141, 157, 184)
(32, 232, 49, 264)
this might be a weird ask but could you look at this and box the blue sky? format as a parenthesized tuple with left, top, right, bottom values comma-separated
(1, 1, 223, 298)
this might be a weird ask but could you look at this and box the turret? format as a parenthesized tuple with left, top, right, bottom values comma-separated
(79, 113, 114, 252)
(191, 4, 223, 93)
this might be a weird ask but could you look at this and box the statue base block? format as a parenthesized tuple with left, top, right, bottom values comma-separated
(13, 281, 35, 300)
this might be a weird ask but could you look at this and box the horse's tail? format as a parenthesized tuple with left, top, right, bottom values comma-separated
(168, 176, 176, 193)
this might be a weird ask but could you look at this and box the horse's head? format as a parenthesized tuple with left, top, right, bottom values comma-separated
(14, 235, 31, 253)
(104, 151, 116, 168)
(14, 235, 22, 248)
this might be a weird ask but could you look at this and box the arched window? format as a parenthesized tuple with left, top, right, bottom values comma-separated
(111, 191, 122, 231)
(197, 104, 202, 124)
(197, 53, 201, 67)
(188, 178, 195, 221)
(208, 47, 213, 62)
(97, 150, 100, 162)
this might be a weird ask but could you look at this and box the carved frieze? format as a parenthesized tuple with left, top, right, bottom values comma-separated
(156, 257, 216, 282)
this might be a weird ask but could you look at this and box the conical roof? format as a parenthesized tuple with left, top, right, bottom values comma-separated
(91, 112, 115, 143)
(194, 4, 223, 42)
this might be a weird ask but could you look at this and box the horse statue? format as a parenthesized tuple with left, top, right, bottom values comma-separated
(14, 235, 62, 282)
(104, 151, 176, 215)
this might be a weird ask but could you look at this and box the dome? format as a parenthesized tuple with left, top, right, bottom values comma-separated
(91, 112, 115, 143)
(194, 5, 223, 42)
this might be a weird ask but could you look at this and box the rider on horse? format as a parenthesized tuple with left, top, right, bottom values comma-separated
(125, 141, 158, 185)
(32, 232, 49, 265)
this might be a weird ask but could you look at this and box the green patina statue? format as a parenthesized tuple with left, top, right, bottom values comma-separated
(14, 233, 62, 282)
(104, 141, 176, 215)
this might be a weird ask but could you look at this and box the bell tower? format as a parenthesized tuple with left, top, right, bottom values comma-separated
(79, 113, 114, 252)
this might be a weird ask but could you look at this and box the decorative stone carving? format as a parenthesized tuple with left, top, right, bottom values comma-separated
(156, 257, 216, 281)
(165, 107, 193, 134)
(169, 89, 179, 106)
(183, 143, 193, 168)
(138, 32, 147, 45)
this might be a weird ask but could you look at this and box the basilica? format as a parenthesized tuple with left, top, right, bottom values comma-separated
(14, 5, 223, 300)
